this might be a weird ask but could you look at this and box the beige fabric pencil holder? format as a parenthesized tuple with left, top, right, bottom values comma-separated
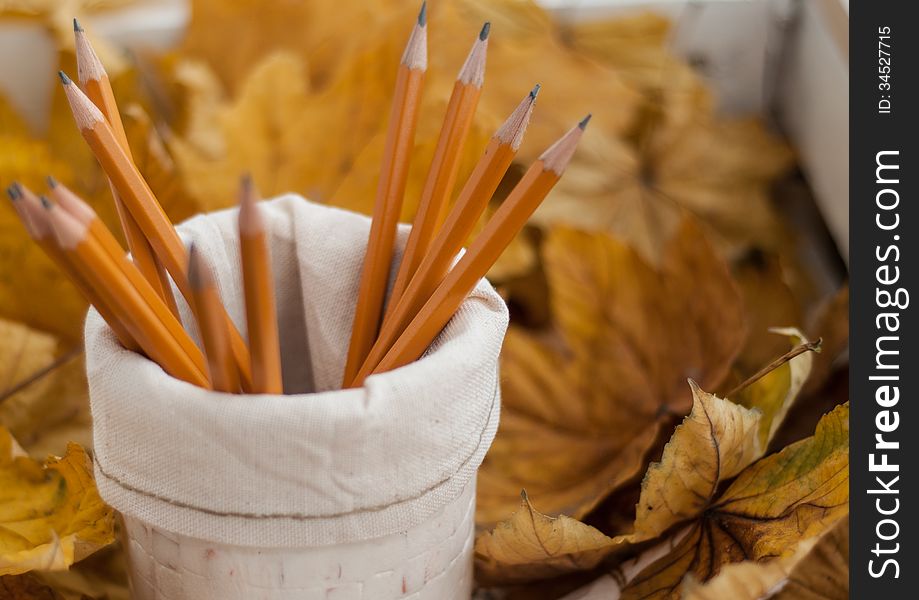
(84, 195, 508, 599)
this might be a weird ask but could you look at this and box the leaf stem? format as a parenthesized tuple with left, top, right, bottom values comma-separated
(726, 338, 822, 399)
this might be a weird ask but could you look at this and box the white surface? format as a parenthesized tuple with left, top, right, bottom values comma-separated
(778, 0, 849, 260)
(124, 481, 476, 599)
(86, 196, 506, 547)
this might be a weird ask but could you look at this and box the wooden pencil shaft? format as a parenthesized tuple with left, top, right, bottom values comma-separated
(65, 84, 254, 390)
(352, 163, 559, 386)
(49, 182, 203, 369)
(88, 218, 208, 375)
(191, 269, 239, 393)
(342, 63, 425, 385)
(80, 243, 209, 387)
(87, 78, 177, 316)
(76, 29, 178, 316)
(62, 227, 209, 387)
(241, 229, 283, 394)
(364, 137, 515, 379)
(15, 195, 140, 351)
(388, 78, 482, 309)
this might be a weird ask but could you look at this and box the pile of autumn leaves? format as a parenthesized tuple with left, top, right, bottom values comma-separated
(0, 0, 848, 598)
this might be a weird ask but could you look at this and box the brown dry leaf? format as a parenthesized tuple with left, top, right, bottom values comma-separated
(170, 52, 317, 210)
(0, 430, 115, 575)
(477, 220, 745, 525)
(772, 514, 848, 600)
(560, 11, 712, 149)
(30, 543, 130, 600)
(626, 331, 815, 539)
(475, 490, 616, 585)
(475, 352, 816, 587)
(0, 571, 64, 599)
(682, 515, 848, 600)
(629, 382, 762, 542)
(533, 11, 795, 263)
(618, 403, 848, 599)
(535, 116, 794, 264)
(732, 250, 803, 373)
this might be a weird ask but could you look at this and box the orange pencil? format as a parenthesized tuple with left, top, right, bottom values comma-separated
(74, 18, 178, 317)
(238, 177, 283, 394)
(387, 22, 489, 310)
(351, 116, 589, 387)
(188, 245, 240, 393)
(49, 179, 208, 376)
(342, 2, 427, 386)
(8, 184, 138, 351)
(371, 87, 538, 370)
(45, 200, 209, 387)
(60, 72, 254, 391)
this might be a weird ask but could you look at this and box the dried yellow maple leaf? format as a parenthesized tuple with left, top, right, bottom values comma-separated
(180, 0, 394, 94)
(475, 347, 816, 586)
(535, 116, 794, 264)
(0, 430, 114, 575)
(681, 515, 848, 600)
(477, 221, 745, 525)
(630, 382, 763, 542)
(0, 319, 58, 399)
(475, 490, 616, 585)
(771, 514, 848, 600)
(170, 52, 315, 209)
(172, 0, 639, 223)
(0, 319, 90, 458)
(619, 403, 848, 599)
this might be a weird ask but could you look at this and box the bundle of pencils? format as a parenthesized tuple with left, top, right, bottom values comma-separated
(6, 3, 587, 394)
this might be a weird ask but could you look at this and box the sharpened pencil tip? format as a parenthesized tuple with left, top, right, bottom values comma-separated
(418, 1, 427, 26)
(530, 83, 541, 99)
(58, 71, 71, 85)
(39, 196, 52, 209)
(578, 113, 592, 130)
(73, 17, 82, 32)
(480, 22, 490, 40)
(46, 175, 58, 189)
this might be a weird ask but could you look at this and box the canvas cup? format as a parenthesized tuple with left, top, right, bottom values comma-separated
(85, 196, 508, 597)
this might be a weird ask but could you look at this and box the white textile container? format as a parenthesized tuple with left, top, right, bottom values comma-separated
(85, 196, 508, 599)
